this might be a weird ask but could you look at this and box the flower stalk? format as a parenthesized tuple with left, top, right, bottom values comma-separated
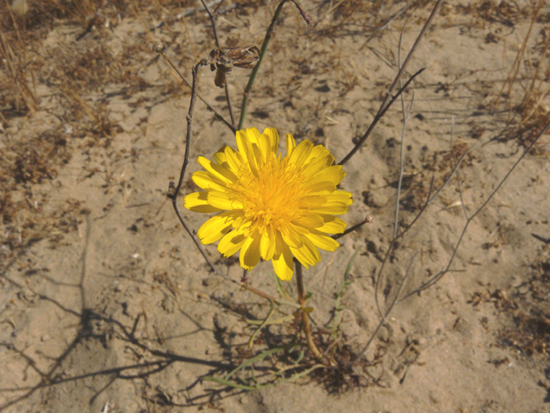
(295, 261, 323, 360)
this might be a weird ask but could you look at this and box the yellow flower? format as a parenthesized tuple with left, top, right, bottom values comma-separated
(184, 127, 353, 281)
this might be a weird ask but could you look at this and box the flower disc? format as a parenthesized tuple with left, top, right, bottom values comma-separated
(184, 127, 353, 281)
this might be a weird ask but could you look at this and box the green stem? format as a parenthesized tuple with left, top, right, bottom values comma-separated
(238, 0, 310, 129)
(237, 0, 287, 130)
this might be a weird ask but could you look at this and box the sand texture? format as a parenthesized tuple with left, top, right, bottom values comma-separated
(1, 0, 550, 412)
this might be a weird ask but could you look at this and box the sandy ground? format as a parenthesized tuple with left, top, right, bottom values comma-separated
(1, 0, 550, 412)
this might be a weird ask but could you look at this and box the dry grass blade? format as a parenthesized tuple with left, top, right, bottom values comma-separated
(0, 29, 37, 114)
(493, 0, 544, 108)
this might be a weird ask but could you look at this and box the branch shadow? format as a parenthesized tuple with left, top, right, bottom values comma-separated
(0, 297, 247, 411)
(0, 215, 264, 411)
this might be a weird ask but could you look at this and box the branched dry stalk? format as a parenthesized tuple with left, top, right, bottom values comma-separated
(357, 118, 550, 361)
(198, 0, 236, 127)
(354, 14, 550, 360)
(402, 119, 550, 298)
(166, 57, 211, 269)
(329, 0, 550, 368)
(338, 0, 444, 166)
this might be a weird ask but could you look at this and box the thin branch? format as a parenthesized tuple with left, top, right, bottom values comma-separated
(338, 68, 424, 166)
(384, 0, 442, 108)
(237, 0, 311, 130)
(168, 59, 216, 272)
(359, 0, 547, 359)
(332, 215, 373, 240)
(212, 0, 226, 14)
(199, 0, 221, 44)
(393, 15, 414, 240)
(356, 252, 417, 359)
(360, 4, 411, 49)
(153, 42, 236, 133)
(198, 0, 236, 127)
(374, 173, 435, 317)
(425, 141, 480, 209)
(394, 94, 414, 239)
(374, 135, 479, 317)
(493, 0, 543, 107)
(400, 118, 550, 300)
(449, 117, 469, 220)
(338, 0, 444, 166)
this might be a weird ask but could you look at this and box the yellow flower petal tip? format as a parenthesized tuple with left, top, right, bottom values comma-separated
(184, 127, 353, 281)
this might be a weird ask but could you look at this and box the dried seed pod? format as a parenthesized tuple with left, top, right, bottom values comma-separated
(208, 45, 260, 88)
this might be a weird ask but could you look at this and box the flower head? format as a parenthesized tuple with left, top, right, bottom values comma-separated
(184, 127, 353, 281)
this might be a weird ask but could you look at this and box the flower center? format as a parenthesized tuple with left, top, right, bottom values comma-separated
(231, 158, 307, 233)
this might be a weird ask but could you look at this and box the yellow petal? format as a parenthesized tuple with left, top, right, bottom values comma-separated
(302, 153, 334, 177)
(197, 212, 237, 244)
(192, 171, 228, 192)
(257, 131, 271, 161)
(325, 190, 354, 204)
(309, 202, 351, 215)
(291, 237, 321, 268)
(240, 231, 262, 270)
(212, 147, 228, 165)
(309, 191, 353, 214)
(224, 146, 244, 174)
(272, 233, 294, 281)
(300, 195, 328, 209)
(260, 228, 276, 260)
(197, 156, 238, 183)
(308, 165, 345, 186)
(289, 222, 309, 234)
(292, 213, 324, 229)
(263, 127, 280, 154)
(236, 129, 259, 176)
(305, 145, 332, 165)
(285, 133, 296, 157)
(316, 215, 347, 234)
(184, 192, 224, 213)
(236, 129, 248, 154)
(251, 143, 264, 168)
(281, 226, 304, 249)
(306, 232, 340, 251)
(246, 127, 262, 145)
(308, 181, 337, 194)
(218, 227, 247, 257)
(287, 140, 313, 166)
(207, 191, 244, 210)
